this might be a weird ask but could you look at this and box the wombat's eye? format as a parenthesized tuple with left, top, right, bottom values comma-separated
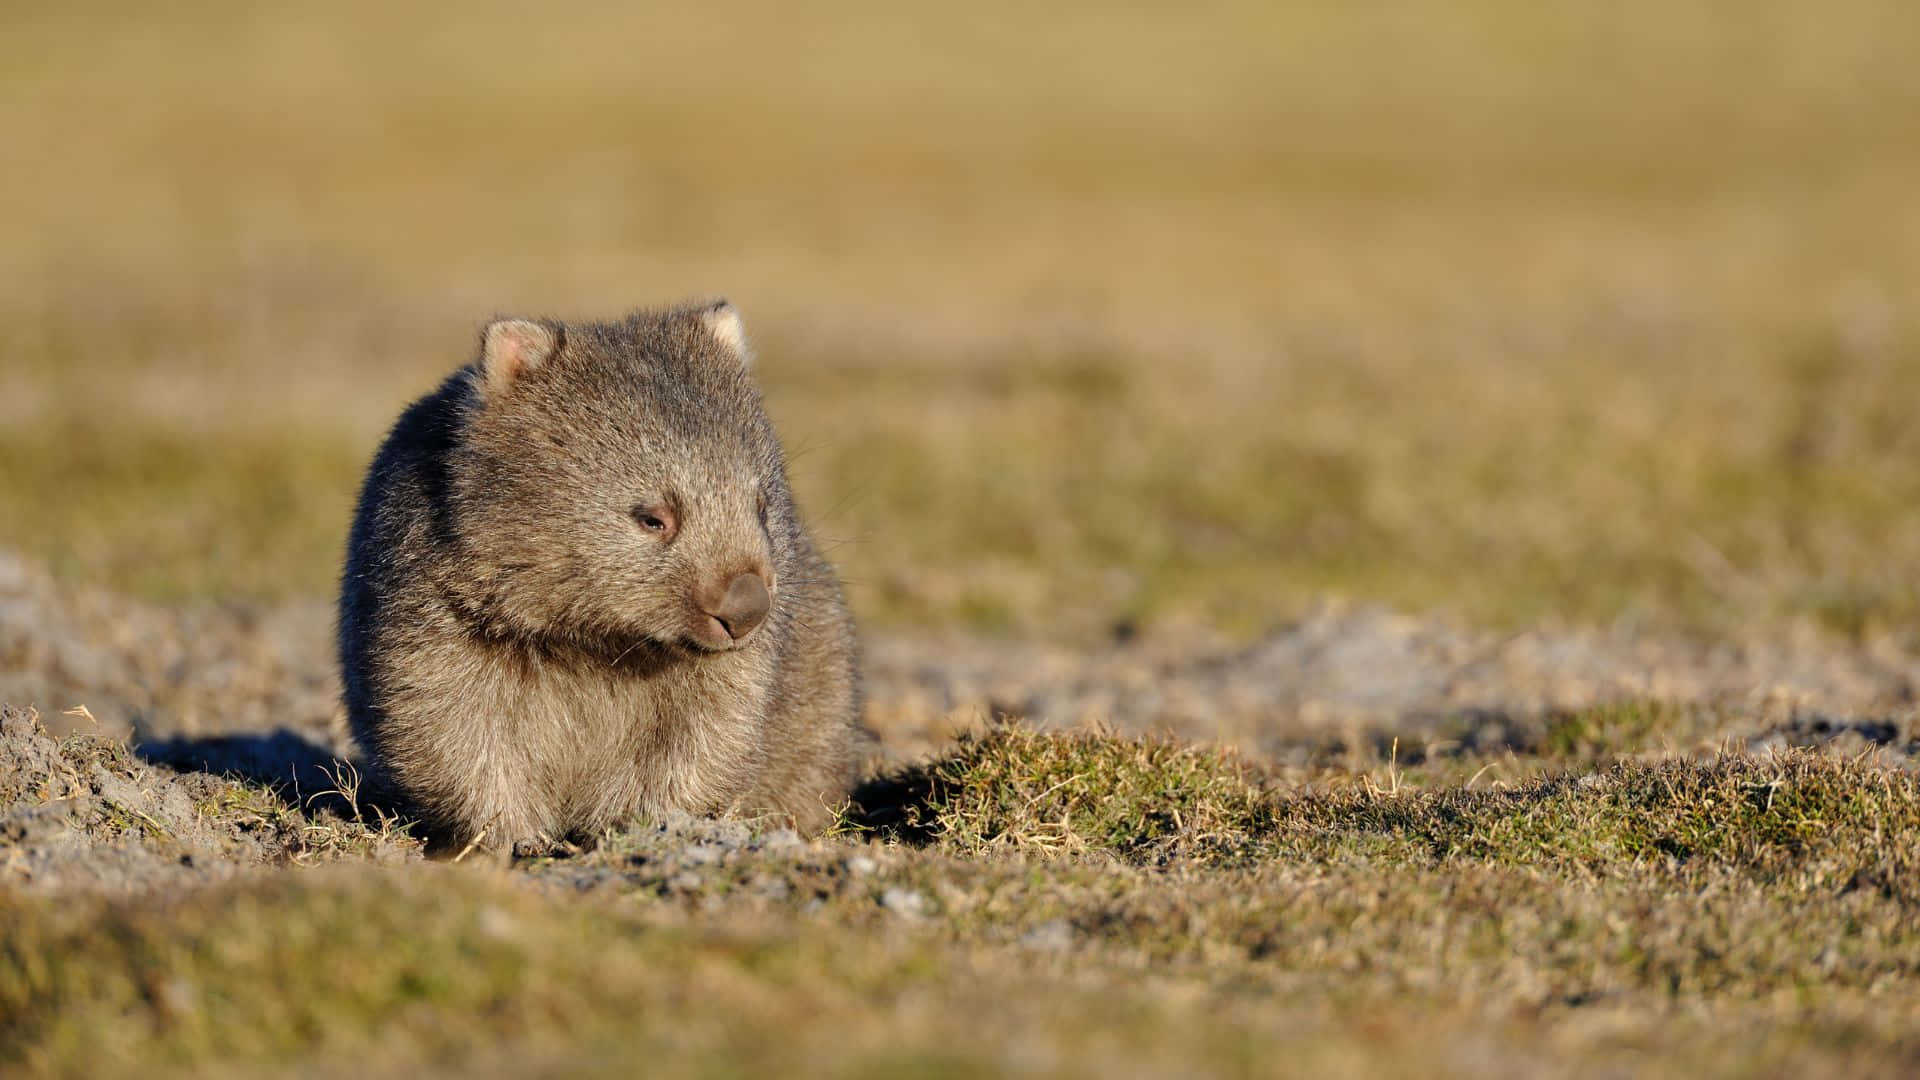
(756, 495, 769, 526)
(631, 504, 678, 540)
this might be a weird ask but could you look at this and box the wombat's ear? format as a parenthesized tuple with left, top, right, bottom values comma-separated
(699, 300, 752, 368)
(478, 319, 563, 396)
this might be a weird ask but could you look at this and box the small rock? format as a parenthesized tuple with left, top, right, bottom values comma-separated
(880, 887, 928, 917)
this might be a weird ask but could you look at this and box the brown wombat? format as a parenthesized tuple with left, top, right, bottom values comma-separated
(338, 300, 862, 852)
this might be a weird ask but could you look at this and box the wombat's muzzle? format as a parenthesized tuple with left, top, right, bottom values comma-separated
(699, 571, 771, 643)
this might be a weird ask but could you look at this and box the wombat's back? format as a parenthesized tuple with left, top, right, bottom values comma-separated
(337, 371, 470, 767)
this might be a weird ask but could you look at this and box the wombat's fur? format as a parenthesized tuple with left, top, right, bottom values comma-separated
(338, 300, 862, 852)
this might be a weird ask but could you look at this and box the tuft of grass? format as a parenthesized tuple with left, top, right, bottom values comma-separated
(1278, 753, 1920, 899)
(849, 725, 1270, 862)
(853, 726, 1920, 895)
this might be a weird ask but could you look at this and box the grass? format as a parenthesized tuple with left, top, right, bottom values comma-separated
(850, 725, 1272, 859)
(29, 730, 416, 866)
(5, 725, 1919, 1077)
(853, 725, 1920, 888)
(7, 3, 1920, 1075)
(3, 1, 1920, 641)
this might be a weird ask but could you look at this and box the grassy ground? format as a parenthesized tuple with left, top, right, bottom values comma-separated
(6, 2, 1920, 1076)
(4, 714, 1917, 1078)
(4, 1, 1920, 641)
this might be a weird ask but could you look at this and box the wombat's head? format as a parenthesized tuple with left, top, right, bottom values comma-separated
(445, 300, 796, 655)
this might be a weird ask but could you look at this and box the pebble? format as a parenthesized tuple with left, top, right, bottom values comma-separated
(880, 887, 928, 917)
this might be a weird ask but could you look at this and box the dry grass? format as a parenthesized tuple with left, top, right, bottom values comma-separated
(4, 2, 1920, 639)
(5, 722, 1919, 1077)
(7, 3, 1920, 1075)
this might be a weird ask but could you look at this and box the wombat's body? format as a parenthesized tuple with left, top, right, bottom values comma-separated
(338, 301, 861, 851)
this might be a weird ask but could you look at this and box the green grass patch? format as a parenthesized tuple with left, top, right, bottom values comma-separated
(852, 725, 1920, 892)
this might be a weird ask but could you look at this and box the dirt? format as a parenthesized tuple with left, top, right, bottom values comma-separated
(868, 610, 1920, 759)
(1, 546, 1915, 899)
(0, 702, 415, 896)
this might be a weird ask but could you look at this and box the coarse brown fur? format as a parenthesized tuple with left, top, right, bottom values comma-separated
(338, 300, 863, 852)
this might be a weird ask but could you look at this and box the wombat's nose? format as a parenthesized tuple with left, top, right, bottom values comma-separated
(705, 572, 770, 640)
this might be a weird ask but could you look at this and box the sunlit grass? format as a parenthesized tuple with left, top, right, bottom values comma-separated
(4, 0, 1919, 643)
(7, 719, 1919, 1077)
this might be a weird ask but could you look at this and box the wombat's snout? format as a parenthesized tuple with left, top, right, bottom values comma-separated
(699, 571, 771, 642)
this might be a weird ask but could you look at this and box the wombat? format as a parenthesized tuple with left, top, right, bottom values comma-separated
(338, 300, 862, 852)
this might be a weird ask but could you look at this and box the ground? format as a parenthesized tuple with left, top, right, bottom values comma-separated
(5, 2, 1920, 1076)
(3, 555, 1919, 1077)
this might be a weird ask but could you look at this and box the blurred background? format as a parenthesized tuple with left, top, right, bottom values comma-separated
(3, 0, 1918, 646)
